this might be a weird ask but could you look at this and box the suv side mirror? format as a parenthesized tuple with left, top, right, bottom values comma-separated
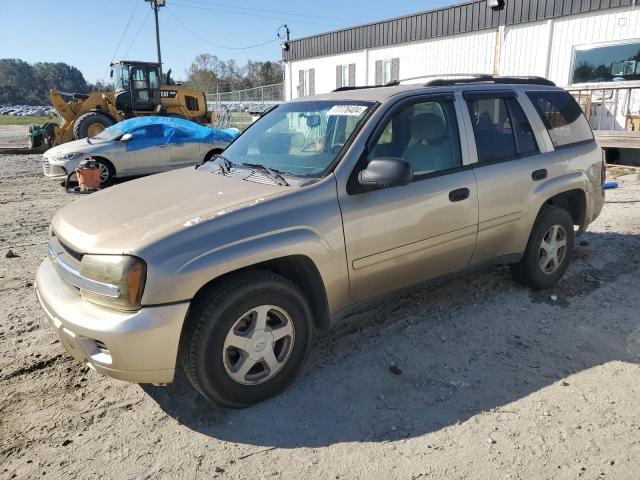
(120, 133, 133, 142)
(358, 157, 413, 189)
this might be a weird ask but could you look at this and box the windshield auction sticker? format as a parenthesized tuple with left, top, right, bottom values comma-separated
(328, 105, 367, 116)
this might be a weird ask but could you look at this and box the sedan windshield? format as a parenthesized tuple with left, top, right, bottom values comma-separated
(221, 100, 374, 177)
(90, 124, 123, 142)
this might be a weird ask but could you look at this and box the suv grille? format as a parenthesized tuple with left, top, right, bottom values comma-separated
(57, 237, 84, 263)
(42, 158, 51, 175)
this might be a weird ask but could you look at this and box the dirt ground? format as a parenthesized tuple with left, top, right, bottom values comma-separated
(1, 126, 640, 480)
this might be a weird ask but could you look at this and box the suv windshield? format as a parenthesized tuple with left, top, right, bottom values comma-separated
(221, 101, 374, 177)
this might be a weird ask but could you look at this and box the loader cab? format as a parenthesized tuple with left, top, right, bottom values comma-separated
(111, 61, 161, 114)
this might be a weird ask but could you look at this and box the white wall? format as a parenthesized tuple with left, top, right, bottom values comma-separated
(284, 6, 640, 98)
(500, 20, 552, 78)
(548, 8, 640, 86)
(288, 51, 367, 100)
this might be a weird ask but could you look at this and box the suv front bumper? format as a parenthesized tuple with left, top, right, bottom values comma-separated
(35, 258, 190, 384)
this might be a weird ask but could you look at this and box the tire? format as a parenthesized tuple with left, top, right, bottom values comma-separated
(180, 270, 313, 408)
(510, 205, 575, 290)
(94, 158, 115, 185)
(73, 112, 115, 140)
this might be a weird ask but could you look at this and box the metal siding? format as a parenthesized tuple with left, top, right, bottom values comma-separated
(283, 0, 632, 61)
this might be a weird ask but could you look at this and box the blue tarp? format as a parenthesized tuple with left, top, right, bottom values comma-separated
(97, 116, 240, 152)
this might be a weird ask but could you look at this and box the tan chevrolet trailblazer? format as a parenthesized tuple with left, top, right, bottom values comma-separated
(36, 75, 605, 407)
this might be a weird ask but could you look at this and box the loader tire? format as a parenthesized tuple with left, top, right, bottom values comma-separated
(73, 112, 114, 140)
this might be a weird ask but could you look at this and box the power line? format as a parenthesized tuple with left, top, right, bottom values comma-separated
(110, 1, 140, 61)
(166, 6, 279, 50)
(99, 2, 140, 81)
(170, 1, 344, 28)
(122, 9, 152, 59)
(176, 0, 358, 24)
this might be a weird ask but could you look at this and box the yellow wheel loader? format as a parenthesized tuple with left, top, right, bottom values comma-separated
(29, 60, 213, 150)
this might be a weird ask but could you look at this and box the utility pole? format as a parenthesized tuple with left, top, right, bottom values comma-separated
(145, 0, 166, 78)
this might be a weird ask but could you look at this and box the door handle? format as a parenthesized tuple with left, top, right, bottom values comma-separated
(449, 187, 470, 202)
(158, 144, 169, 149)
(532, 169, 547, 181)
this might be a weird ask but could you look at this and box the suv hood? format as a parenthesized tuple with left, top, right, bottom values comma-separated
(52, 167, 287, 253)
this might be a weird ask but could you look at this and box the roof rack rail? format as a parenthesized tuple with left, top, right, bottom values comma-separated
(424, 75, 555, 87)
(331, 75, 555, 93)
(332, 84, 394, 92)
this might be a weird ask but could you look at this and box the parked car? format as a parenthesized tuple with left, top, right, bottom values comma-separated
(41, 116, 239, 185)
(35, 76, 605, 407)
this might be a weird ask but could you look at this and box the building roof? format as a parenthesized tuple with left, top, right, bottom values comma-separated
(283, 0, 633, 62)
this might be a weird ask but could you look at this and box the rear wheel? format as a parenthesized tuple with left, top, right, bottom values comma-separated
(73, 112, 114, 140)
(510, 206, 575, 290)
(180, 271, 313, 408)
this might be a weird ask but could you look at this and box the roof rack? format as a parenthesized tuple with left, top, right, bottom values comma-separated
(424, 75, 555, 87)
(331, 74, 555, 93)
(332, 84, 394, 92)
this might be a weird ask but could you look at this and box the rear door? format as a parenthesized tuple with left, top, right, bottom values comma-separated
(168, 127, 204, 168)
(462, 89, 554, 264)
(338, 94, 479, 303)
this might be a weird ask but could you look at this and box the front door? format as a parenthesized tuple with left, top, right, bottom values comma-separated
(122, 124, 172, 173)
(338, 95, 479, 303)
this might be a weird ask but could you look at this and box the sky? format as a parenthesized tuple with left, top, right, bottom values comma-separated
(0, 0, 461, 84)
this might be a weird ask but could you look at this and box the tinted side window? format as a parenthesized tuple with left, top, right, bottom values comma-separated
(367, 99, 462, 177)
(506, 98, 538, 156)
(467, 97, 517, 162)
(526, 91, 594, 148)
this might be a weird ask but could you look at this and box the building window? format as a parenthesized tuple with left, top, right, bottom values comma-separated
(375, 58, 399, 85)
(341, 65, 349, 86)
(303, 69, 311, 96)
(572, 41, 640, 84)
(298, 68, 315, 97)
(383, 60, 392, 84)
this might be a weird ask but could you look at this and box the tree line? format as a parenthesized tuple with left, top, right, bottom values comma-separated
(0, 55, 283, 106)
(182, 54, 283, 94)
(0, 59, 91, 105)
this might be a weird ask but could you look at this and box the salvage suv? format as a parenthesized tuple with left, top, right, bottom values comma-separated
(35, 75, 605, 407)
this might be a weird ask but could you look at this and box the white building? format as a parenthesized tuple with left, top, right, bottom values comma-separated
(283, 0, 640, 98)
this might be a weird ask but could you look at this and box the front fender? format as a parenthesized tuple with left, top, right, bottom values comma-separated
(139, 176, 349, 314)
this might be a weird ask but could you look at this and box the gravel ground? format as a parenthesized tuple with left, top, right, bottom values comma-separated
(1, 133, 640, 479)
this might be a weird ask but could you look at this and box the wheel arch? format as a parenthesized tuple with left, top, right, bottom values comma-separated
(203, 147, 225, 163)
(187, 254, 331, 331)
(90, 155, 116, 178)
(539, 188, 587, 234)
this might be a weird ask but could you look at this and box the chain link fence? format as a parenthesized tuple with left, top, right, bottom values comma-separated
(207, 83, 284, 130)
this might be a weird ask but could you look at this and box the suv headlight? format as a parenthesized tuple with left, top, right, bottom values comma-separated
(79, 255, 147, 311)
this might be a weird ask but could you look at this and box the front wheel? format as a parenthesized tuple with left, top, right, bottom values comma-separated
(94, 158, 115, 186)
(510, 206, 575, 290)
(180, 271, 313, 408)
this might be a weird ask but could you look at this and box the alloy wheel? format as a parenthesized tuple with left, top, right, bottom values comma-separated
(222, 305, 295, 385)
(538, 224, 567, 274)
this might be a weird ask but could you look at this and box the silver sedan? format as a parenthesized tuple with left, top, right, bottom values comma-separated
(42, 116, 239, 185)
